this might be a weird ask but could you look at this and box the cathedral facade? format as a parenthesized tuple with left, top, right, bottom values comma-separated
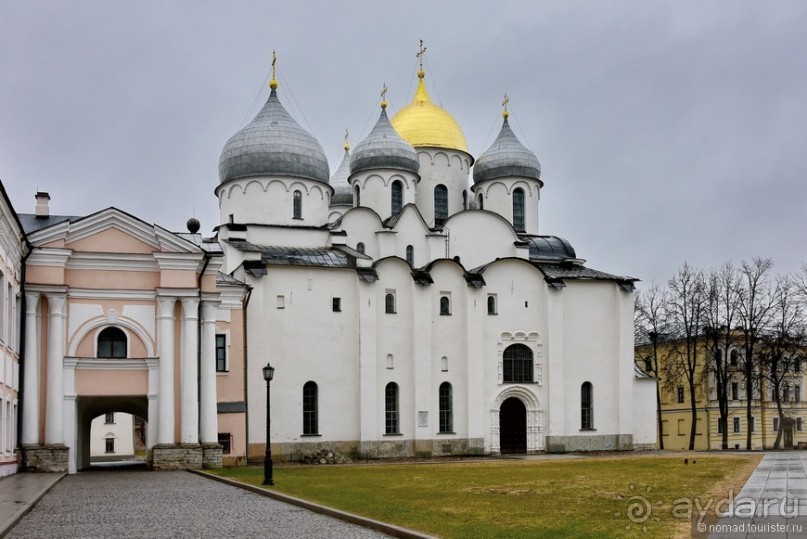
(15, 60, 656, 473)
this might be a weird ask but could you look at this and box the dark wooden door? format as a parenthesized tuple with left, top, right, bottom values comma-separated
(499, 397, 527, 454)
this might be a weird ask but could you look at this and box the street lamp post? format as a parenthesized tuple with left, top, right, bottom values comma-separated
(262, 363, 275, 486)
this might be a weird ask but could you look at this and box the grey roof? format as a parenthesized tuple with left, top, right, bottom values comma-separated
(226, 240, 352, 268)
(473, 118, 541, 184)
(18, 213, 81, 234)
(330, 149, 353, 205)
(350, 109, 420, 176)
(218, 89, 330, 185)
(535, 263, 635, 282)
(524, 235, 577, 260)
(216, 271, 247, 286)
(634, 365, 652, 379)
(175, 233, 223, 253)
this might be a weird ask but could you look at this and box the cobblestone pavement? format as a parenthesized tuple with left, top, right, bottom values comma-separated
(5, 470, 391, 539)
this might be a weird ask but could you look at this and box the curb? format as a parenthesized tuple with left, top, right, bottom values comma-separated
(0, 473, 66, 539)
(188, 469, 437, 539)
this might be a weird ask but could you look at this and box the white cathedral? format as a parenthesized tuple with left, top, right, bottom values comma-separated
(10, 55, 656, 474)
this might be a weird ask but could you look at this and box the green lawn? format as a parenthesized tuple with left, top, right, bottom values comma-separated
(211, 454, 760, 539)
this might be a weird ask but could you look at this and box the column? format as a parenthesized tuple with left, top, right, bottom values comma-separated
(22, 292, 40, 445)
(180, 297, 199, 444)
(146, 359, 159, 449)
(157, 297, 175, 444)
(199, 300, 219, 444)
(44, 293, 66, 445)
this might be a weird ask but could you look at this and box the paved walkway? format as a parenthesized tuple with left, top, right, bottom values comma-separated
(0, 472, 64, 538)
(3, 470, 394, 539)
(708, 453, 807, 539)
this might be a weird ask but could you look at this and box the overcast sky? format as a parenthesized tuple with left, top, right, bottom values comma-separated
(1, 1, 805, 287)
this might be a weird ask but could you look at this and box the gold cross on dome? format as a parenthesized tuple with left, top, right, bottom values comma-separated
(269, 50, 278, 89)
(380, 83, 388, 109)
(344, 128, 350, 151)
(416, 39, 427, 70)
(502, 94, 510, 119)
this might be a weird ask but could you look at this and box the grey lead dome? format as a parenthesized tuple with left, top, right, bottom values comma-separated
(473, 118, 541, 184)
(330, 149, 352, 205)
(350, 109, 419, 176)
(219, 89, 330, 184)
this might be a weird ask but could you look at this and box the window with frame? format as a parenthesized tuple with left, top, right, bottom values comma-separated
(677, 386, 685, 404)
(434, 184, 448, 226)
(643, 357, 653, 374)
(293, 190, 302, 219)
(750, 416, 756, 433)
(718, 418, 724, 434)
(217, 433, 232, 454)
(797, 385, 801, 402)
(216, 335, 227, 372)
(784, 384, 790, 402)
(332, 297, 341, 312)
(105, 437, 115, 453)
(385, 382, 399, 434)
(581, 382, 594, 430)
(385, 292, 396, 314)
(439, 295, 451, 316)
(477, 193, 484, 210)
(731, 382, 739, 401)
(503, 344, 533, 383)
(487, 295, 497, 315)
(356, 242, 365, 255)
(733, 417, 741, 433)
(98, 327, 127, 358)
(439, 382, 453, 433)
(798, 418, 804, 432)
(105, 412, 115, 424)
(774, 417, 780, 432)
(512, 188, 525, 232)
(405, 245, 414, 267)
(354, 185, 361, 206)
(303, 381, 319, 435)
(391, 180, 403, 215)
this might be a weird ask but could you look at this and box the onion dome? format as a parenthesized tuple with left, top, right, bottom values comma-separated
(218, 86, 330, 185)
(330, 142, 352, 205)
(391, 70, 469, 155)
(473, 117, 541, 184)
(350, 102, 419, 176)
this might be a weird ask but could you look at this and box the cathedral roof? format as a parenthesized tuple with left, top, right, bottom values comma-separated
(350, 108, 420, 176)
(218, 88, 330, 185)
(391, 71, 469, 155)
(330, 148, 353, 205)
(473, 118, 541, 184)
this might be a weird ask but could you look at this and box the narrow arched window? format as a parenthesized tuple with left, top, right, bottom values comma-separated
(405, 245, 414, 266)
(98, 327, 127, 358)
(513, 188, 525, 232)
(293, 190, 302, 219)
(440, 296, 451, 316)
(581, 382, 594, 429)
(730, 350, 738, 366)
(302, 381, 318, 435)
(503, 343, 533, 382)
(391, 180, 403, 215)
(462, 190, 468, 210)
(354, 185, 361, 206)
(385, 382, 399, 434)
(439, 382, 453, 433)
(385, 293, 396, 314)
(477, 193, 484, 210)
(434, 184, 448, 226)
(356, 242, 365, 255)
(487, 295, 497, 315)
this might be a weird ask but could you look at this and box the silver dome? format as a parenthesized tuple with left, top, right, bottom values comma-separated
(219, 89, 330, 184)
(330, 149, 353, 205)
(473, 119, 541, 184)
(349, 109, 419, 176)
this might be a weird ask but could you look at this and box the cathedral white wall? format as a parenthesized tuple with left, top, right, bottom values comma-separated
(444, 211, 520, 270)
(217, 177, 331, 228)
(473, 179, 541, 235)
(392, 209, 439, 267)
(349, 170, 417, 221)
(414, 149, 472, 226)
(338, 209, 386, 259)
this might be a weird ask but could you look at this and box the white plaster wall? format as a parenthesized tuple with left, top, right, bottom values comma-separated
(414, 149, 473, 226)
(338, 208, 386, 260)
(633, 378, 658, 447)
(89, 413, 134, 458)
(473, 178, 541, 235)
(444, 211, 520, 270)
(349, 171, 417, 221)
(217, 177, 331, 228)
(390, 209, 433, 268)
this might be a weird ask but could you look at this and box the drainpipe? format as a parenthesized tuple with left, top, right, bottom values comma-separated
(196, 253, 211, 445)
(242, 286, 252, 464)
(16, 237, 33, 459)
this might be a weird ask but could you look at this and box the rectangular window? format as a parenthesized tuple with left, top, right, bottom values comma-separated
(332, 297, 341, 312)
(6, 284, 12, 349)
(733, 417, 741, 434)
(218, 433, 232, 454)
(718, 418, 724, 434)
(216, 335, 227, 372)
(439, 383, 453, 433)
(385, 383, 400, 434)
(732, 382, 739, 401)
(798, 418, 804, 432)
(0, 271, 4, 343)
(677, 386, 685, 404)
(276, 295, 285, 309)
(105, 412, 115, 424)
(14, 294, 20, 350)
(750, 416, 756, 433)
(774, 417, 779, 432)
(797, 386, 801, 403)
(677, 419, 685, 436)
(105, 438, 115, 453)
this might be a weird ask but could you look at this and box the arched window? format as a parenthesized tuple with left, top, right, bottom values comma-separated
(581, 382, 594, 429)
(98, 327, 127, 358)
(356, 242, 365, 255)
(293, 190, 302, 219)
(354, 185, 361, 207)
(439, 382, 453, 433)
(513, 188, 525, 232)
(434, 184, 448, 225)
(503, 344, 533, 383)
(405, 245, 414, 267)
(385, 293, 396, 314)
(440, 296, 451, 316)
(462, 190, 468, 210)
(477, 193, 484, 210)
(302, 381, 318, 435)
(487, 295, 497, 315)
(730, 350, 738, 366)
(391, 180, 403, 215)
(385, 382, 399, 434)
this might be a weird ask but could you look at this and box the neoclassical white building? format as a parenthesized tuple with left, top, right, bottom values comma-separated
(14, 60, 655, 473)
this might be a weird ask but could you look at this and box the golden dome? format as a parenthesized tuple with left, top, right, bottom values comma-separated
(391, 72, 469, 154)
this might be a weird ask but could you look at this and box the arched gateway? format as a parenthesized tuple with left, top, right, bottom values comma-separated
(491, 387, 544, 454)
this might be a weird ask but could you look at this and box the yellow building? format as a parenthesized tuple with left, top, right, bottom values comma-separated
(636, 339, 807, 451)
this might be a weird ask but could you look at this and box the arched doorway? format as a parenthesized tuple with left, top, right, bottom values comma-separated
(499, 397, 527, 454)
(76, 396, 149, 471)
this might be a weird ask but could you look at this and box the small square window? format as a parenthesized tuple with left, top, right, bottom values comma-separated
(277, 295, 285, 309)
(105, 438, 115, 453)
(332, 297, 341, 312)
(218, 433, 232, 454)
(440, 294, 451, 316)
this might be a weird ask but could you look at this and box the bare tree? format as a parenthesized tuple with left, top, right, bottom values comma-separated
(701, 263, 741, 450)
(635, 283, 671, 449)
(758, 275, 805, 448)
(737, 257, 775, 450)
(666, 263, 707, 450)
